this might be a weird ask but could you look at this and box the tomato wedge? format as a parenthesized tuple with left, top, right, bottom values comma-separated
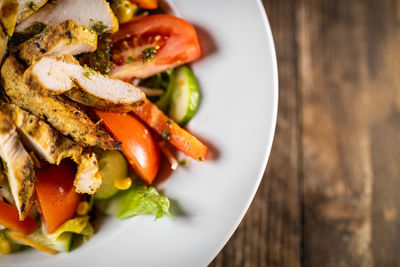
(129, 0, 157, 9)
(0, 200, 39, 235)
(110, 14, 201, 80)
(35, 160, 82, 233)
(94, 110, 160, 185)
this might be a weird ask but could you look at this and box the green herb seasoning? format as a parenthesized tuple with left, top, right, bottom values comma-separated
(78, 93, 92, 105)
(91, 21, 108, 35)
(91, 49, 114, 74)
(79, 35, 114, 74)
(26, 1, 37, 10)
(178, 159, 190, 166)
(23, 21, 47, 35)
(161, 129, 171, 141)
(8, 21, 48, 50)
(127, 56, 134, 63)
(142, 47, 156, 63)
(83, 65, 96, 80)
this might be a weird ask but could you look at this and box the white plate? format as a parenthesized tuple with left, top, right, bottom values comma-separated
(1, 0, 277, 266)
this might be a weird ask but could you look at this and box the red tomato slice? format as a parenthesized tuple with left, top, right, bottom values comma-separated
(129, 0, 157, 9)
(110, 14, 201, 80)
(0, 200, 39, 235)
(35, 161, 82, 233)
(94, 110, 160, 185)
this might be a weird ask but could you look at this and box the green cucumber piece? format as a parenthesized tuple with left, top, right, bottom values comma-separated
(94, 151, 128, 200)
(46, 233, 73, 252)
(0, 229, 21, 252)
(168, 66, 200, 125)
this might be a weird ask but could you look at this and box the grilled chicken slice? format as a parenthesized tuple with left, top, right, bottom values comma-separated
(74, 152, 102, 194)
(0, 0, 18, 36)
(1, 104, 102, 194)
(0, 27, 7, 63)
(1, 103, 83, 164)
(24, 55, 145, 112)
(0, 178, 15, 206)
(0, 164, 4, 182)
(0, 163, 14, 205)
(18, 20, 98, 65)
(0, 0, 18, 62)
(16, 0, 47, 23)
(15, 0, 118, 34)
(0, 56, 120, 150)
(0, 112, 35, 220)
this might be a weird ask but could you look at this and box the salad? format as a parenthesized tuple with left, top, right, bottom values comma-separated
(0, 0, 207, 255)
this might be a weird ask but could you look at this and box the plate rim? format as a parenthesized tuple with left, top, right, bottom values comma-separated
(204, 0, 279, 264)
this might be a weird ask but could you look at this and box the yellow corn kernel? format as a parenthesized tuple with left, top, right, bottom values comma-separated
(76, 201, 90, 216)
(0, 238, 11, 254)
(114, 177, 132, 190)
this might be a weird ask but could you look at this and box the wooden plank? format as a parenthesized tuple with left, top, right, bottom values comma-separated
(297, 0, 374, 266)
(365, 0, 400, 266)
(210, 0, 301, 266)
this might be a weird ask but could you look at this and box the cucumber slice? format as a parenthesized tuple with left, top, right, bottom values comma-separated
(0, 229, 21, 252)
(168, 66, 200, 125)
(94, 151, 128, 199)
(44, 232, 73, 252)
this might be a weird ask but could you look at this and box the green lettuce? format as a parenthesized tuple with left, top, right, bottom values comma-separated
(95, 181, 171, 220)
(7, 216, 94, 253)
(46, 216, 93, 242)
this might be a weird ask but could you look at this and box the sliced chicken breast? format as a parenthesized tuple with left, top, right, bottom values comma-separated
(1, 56, 120, 150)
(2, 105, 102, 195)
(15, 0, 118, 34)
(0, 164, 5, 183)
(0, 112, 35, 220)
(0, 27, 7, 63)
(16, 0, 47, 23)
(0, 0, 18, 37)
(74, 152, 102, 194)
(0, 0, 18, 62)
(18, 20, 97, 65)
(24, 55, 145, 112)
(0, 178, 15, 206)
(1, 102, 83, 164)
(0, 163, 15, 206)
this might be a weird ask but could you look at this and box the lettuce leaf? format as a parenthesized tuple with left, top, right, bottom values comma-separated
(95, 181, 171, 220)
(46, 216, 93, 242)
(7, 216, 94, 253)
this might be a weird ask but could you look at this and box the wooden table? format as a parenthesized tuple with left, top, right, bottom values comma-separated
(210, 0, 400, 266)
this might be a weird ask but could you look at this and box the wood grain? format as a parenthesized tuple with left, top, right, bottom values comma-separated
(210, 0, 400, 266)
(298, 0, 374, 266)
(367, 1, 400, 266)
